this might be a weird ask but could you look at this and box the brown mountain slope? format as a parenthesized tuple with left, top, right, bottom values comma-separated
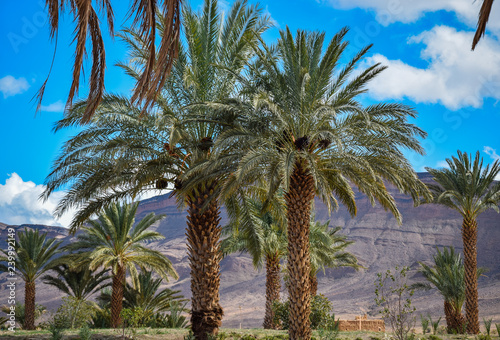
(1, 173, 499, 328)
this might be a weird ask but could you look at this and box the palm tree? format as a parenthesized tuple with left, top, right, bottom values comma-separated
(42, 2, 271, 337)
(64, 202, 178, 328)
(424, 151, 500, 334)
(472, 0, 495, 50)
(98, 270, 185, 326)
(308, 221, 360, 296)
(208, 27, 431, 340)
(39, 0, 181, 121)
(0, 228, 62, 330)
(0, 303, 47, 330)
(221, 192, 287, 329)
(42, 264, 110, 301)
(414, 247, 466, 334)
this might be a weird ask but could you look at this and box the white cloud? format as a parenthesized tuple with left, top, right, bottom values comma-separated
(484, 146, 500, 161)
(323, 0, 500, 34)
(0, 173, 74, 228)
(41, 100, 65, 113)
(0, 75, 30, 98)
(363, 26, 500, 110)
(436, 160, 449, 168)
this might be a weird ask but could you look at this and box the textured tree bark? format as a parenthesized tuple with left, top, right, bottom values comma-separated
(462, 216, 479, 334)
(310, 273, 318, 297)
(263, 253, 281, 329)
(187, 185, 223, 340)
(285, 162, 315, 340)
(444, 301, 466, 334)
(111, 265, 125, 328)
(24, 281, 36, 330)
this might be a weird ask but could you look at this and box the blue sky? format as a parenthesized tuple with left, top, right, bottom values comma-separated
(1, 0, 500, 227)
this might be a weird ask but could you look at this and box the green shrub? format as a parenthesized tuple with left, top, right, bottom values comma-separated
(421, 315, 430, 334)
(428, 334, 442, 340)
(54, 296, 95, 329)
(48, 322, 64, 340)
(478, 335, 491, 340)
(78, 324, 92, 340)
(273, 294, 337, 330)
(484, 318, 493, 337)
(495, 324, 500, 337)
(369, 337, 381, 340)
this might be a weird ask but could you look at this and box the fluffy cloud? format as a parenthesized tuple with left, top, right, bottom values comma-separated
(363, 26, 500, 109)
(0, 173, 74, 228)
(484, 146, 500, 161)
(0, 75, 30, 98)
(41, 100, 65, 113)
(323, 0, 500, 33)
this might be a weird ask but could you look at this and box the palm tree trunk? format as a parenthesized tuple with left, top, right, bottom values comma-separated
(263, 253, 281, 329)
(462, 216, 479, 334)
(24, 281, 36, 330)
(310, 273, 318, 297)
(111, 265, 125, 328)
(187, 185, 223, 340)
(285, 162, 315, 340)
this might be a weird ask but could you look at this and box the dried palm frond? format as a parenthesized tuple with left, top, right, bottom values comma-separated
(472, 0, 495, 50)
(37, 0, 181, 122)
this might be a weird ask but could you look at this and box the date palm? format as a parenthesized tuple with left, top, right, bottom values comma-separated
(39, 0, 181, 121)
(42, 1, 270, 337)
(221, 192, 287, 329)
(42, 264, 110, 302)
(424, 151, 500, 334)
(98, 270, 185, 326)
(209, 27, 431, 339)
(308, 221, 359, 296)
(64, 202, 178, 328)
(0, 228, 62, 330)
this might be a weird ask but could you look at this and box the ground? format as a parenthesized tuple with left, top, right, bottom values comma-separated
(0, 328, 498, 340)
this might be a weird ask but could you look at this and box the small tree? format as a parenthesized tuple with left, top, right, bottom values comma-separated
(375, 266, 416, 340)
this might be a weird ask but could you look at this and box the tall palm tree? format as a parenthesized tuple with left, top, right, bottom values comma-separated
(0, 228, 62, 330)
(473, 0, 495, 50)
(208, 27, 431, 340)
(42, 2, 271, 337)
(64, 202, 178, 328)
(39, 0, 181, 121)
(424, 151, 500, 334)
(98, 270, 185, 326)
(308, 221, 359, 296)
(42, 264, 110, 302)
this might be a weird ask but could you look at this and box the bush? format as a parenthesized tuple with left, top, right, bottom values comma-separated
(273, 294, 337, 330)
(53, 296, 95, 329)
(78, 324, 92, 340)
(374, 266, 416, 340)
(428, 335, 442, 340)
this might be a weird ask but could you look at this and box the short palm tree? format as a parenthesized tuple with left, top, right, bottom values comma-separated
(42, 1, 271, 337)
(308, 221, 360, 296)
(210, 27, 430, 340)
(0, 228, 62, 330)
(221, 192, 287, 329)
(98, 270, 185, 326)
(42, 264, 110, 302)
(64, 202, 178, 328)
(414, 247, 466, 333)
(425, 151, 500, 334)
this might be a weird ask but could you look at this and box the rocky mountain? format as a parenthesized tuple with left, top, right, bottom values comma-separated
(1, 173, 499, 328)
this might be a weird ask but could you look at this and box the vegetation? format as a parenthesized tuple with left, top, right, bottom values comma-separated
(374, 266, 416, 340)
(42, 1, 271, 338)
(63, 202, 178, 328)
(42, 264, 110, 301)
(425, 151, 500, 333)
(40, 0, 181, 121)
(209, 25, 430, 339)
(53, 296, 96, 329)
(0, 228, 62, 330)
(0, 303, 46, 330)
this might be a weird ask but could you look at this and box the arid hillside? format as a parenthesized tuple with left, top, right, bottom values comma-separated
(1, 173, 499, 328)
